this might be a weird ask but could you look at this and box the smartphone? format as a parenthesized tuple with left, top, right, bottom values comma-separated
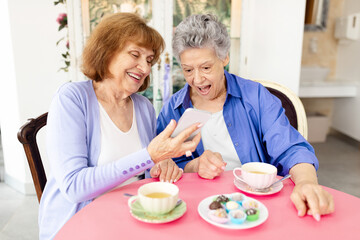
(171, 108, 212, 141)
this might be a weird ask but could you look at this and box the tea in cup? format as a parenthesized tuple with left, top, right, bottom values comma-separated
(233, 162, 277, 189)
(128, 182, 179, 215)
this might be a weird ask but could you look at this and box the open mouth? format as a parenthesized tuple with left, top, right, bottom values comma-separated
(197, 85, 211, 95)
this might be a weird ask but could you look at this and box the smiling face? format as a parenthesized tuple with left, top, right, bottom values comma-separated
(106, 42, 154, 95)
(180, 47, 229, 103)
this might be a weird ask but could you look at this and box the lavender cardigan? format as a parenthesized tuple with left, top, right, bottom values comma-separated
(39, 80, 155, 239)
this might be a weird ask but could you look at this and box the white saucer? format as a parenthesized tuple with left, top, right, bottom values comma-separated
(233, 179, 283, 196)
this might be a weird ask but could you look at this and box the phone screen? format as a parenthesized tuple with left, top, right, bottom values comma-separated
(171, 108, 211, 141)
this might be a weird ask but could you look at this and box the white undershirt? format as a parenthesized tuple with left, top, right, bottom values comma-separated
(97, 97, 144, 187)
(201, 110, 241, 170)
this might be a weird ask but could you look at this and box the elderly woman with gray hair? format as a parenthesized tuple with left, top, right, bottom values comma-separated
(157, 14, 334, 221)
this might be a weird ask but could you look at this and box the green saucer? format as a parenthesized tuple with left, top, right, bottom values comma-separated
(129, 200, 187, 223)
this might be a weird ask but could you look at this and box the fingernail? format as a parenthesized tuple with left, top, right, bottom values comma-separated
(160, 179, 164, 182)
(221, 166, 226, 170)
(314, 214, 321, 222)
(170, 179, 174, 183)
(174, 179, 177, 183)
(298, 210, 302, 216)
(197, 123, 203, 128)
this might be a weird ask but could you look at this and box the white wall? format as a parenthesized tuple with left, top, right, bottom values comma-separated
(332, 0, 360, 141)
(239, 0, 306, 94)
(0, 0, 68, 194)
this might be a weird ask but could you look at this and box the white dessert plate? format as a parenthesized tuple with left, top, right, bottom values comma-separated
(234, 179, 283, 196)
(129, 198, 186, 224)
(197, 194, 268, 229)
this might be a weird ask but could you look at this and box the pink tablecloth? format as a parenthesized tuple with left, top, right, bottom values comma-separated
(55, 171, 360, 240)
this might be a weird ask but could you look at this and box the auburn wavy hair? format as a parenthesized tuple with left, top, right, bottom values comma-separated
(82, 12, 165, 92)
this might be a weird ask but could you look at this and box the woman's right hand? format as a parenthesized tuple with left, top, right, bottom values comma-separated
(147, 119, 201, 163)
(184, 150, 226, 179)
(149, 159, 183, 183)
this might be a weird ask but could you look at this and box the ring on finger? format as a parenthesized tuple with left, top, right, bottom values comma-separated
(185, 150, 192, 157)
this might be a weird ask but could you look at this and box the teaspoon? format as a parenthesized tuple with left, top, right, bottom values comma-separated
(253, 174, 291, 193)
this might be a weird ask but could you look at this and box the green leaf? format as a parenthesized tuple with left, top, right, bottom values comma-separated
(58, 25, 65, 31)
(58, 66, 69, 72)
(56, 37, 64, 45)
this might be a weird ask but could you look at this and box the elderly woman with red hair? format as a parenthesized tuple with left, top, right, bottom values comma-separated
(39, 13, 200, 240)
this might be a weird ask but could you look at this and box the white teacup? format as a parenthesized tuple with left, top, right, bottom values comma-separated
(233, 162, 277, 189)
(128, 182, 179, 215)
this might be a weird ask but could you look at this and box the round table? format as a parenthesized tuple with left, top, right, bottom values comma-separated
(55, 171, 360, 240)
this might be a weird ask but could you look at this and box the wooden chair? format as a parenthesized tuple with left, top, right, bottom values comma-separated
(17, 112, 48, 202)
(255, 80, 308, 140)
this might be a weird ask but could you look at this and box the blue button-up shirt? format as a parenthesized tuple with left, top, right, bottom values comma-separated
(157, 71, 318, 176)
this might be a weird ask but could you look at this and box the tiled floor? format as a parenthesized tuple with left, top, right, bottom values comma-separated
(315, 133, 360, 196)
(0, 133, 359, 239)
(0, 184, 39, 240)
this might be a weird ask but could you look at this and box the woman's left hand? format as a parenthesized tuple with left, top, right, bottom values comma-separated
(150, 159, 183, 183)
(290, 181, 334, 221)
(289, 163, 334, 221)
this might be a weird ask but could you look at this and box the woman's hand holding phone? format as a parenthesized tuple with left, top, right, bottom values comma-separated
(171, 108, 211, 141)
(148, 108, 211, 163)
(147, 119, 201, 163)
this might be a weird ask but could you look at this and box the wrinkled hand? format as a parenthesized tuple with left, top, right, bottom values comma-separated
(150, 159, 183, 183)
(290, 181, 334, 221)
(148, 120, 201, 163)
(197, 150, 226, 179)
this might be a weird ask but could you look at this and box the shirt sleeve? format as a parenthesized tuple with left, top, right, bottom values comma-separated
(144, 97, 157, 179)
(46, 88, 154, 203)
(258, 85, 319, 176)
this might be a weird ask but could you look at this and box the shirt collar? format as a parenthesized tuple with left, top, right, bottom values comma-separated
(174, 83, 192, 110)
(224, 70, 242, 99)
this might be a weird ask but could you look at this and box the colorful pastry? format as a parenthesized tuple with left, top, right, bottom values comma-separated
(215, 195, 230, 203)
(242, 199, 259, 209)
(208, 208, 229, 223)
(225, 201, 240, 213)
(245, 208, 259, 221)
(231, 192, 245, 203)
(229, 209, 247, 224)
(209, 201, 223, 210)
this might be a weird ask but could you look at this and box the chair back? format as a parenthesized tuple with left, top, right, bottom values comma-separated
(17, 112, 48, 202)
(254, 80, 308, 139)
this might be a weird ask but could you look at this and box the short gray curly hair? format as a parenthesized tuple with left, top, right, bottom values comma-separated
(172, 14, 230, 62)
